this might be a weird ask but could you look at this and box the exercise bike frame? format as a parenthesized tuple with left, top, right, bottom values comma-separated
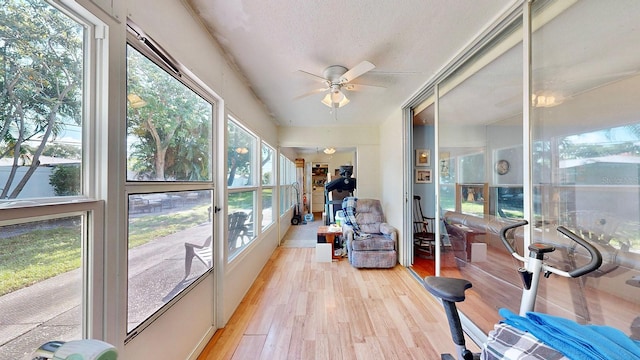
(499, 221, 603, 315)
(423, 220, 603, 360)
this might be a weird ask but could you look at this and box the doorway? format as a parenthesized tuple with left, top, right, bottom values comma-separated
(411, 105, 437, 278)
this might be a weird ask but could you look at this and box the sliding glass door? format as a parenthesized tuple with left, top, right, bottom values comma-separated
(437, 14, 524, 333)
(530, 0, 640, 335)
(420, 0, 640, 337)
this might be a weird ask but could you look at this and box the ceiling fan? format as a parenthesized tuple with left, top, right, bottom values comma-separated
(296, 60, 379, 108)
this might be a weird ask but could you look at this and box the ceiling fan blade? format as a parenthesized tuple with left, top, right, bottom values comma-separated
(340, 61, 375, 84)
(343, 83, 386, 91)
(297, 69, 328, 82)
(293, 88, 327, 100)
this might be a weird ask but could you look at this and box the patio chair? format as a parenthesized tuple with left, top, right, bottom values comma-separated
(228, 211, 250, 250)
(184, 235, 212, 278)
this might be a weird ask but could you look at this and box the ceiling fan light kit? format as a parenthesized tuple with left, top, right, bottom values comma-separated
(297, 61, 377, 109)
(321, 93, 350, 108)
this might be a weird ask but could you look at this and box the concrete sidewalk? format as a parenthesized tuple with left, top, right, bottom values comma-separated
(0, 222, 212, 360)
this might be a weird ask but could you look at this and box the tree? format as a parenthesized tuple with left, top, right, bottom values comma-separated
(226, 121, 252, 186)
(126, 46, 212, 181)
(49, 164, 81, 196)
(0, 0, 82, 198)
(43, 143, 81, 159)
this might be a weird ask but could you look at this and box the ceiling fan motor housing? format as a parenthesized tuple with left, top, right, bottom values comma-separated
(323, 65, 349, 85)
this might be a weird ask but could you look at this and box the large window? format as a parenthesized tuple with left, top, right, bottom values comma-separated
(227, 118, 257, 259)
(0, 1, 84, 199)
(261, 142, 275, 230)
(126, 45, 212, 182)
(279, 154, 295, 216)
(126, 190, 212, 332)
(0, 1, 101, 357)
(125, 35, 214, 334)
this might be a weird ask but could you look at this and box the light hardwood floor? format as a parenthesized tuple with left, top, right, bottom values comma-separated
(197, 247, 479, 359)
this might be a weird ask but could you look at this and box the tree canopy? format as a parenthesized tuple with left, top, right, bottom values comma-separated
(0, 0, 82, 198)
(126, 45, 212, 181)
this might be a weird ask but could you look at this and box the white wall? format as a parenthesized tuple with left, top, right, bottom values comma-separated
(279, 125, 379, 148)
(379, 109, 405, 263)
(279, 125, 379, 195)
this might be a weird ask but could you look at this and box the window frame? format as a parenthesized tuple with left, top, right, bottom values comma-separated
(260, 142, 276, 231)
(226, 116, 259, 261)
(123, 24, 217, 337)
(0, 0, 108, 346)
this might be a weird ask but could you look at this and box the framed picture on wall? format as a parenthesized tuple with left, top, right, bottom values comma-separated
(415, 149, 430, 167)
(415, 169, 432, 184)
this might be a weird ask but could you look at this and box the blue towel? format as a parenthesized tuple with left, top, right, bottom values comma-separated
(499, 308, 640, 360)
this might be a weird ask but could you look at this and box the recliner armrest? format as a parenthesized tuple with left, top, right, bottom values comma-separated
(380, 222, 398, 242)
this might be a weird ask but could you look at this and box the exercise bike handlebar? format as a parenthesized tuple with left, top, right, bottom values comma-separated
(500, 221, 603, 278)
(499, 220, 529, 256)
(556, 225, 603, 277)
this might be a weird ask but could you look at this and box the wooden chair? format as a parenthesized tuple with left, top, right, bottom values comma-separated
(413, 195, 436, 259)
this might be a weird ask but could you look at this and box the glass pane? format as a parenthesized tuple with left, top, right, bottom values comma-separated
(279, 155, 286, 216)
(0, 216, 83, 358)
(438, 16, 523, 333)
(227, 191, 256, 259)
(261, 143, 274, 185)
(227, 120, 255, 187)
(0, 1, 84, 200)
(127, 190, 212, 333)
(531, 0, 640, 336)
(126, 45, 213, 182)
(261, 188, 273, 230)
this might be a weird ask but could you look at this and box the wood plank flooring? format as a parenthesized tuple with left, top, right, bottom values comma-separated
(411, 245, 640, 336)
(198, 247, 479, 359)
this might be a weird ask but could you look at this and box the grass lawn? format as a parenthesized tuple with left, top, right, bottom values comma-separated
(0, 203, 209, 296)
(0, 226, 81, 296)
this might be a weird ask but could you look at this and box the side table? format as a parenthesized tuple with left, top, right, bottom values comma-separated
(317, 225, 342, 260)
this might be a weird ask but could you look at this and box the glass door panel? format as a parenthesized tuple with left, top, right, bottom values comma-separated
(530, 0, 640, 336)
(438, 16, 524, 333)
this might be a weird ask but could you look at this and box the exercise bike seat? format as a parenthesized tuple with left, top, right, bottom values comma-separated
(423, 276, 472, 303)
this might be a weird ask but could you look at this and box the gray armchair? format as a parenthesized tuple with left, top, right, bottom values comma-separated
(342, 198, 398, 268)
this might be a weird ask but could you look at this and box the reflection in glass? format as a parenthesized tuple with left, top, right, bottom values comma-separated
(127, 190, 212, 333)
(227, 120, 255, 187)
(261, 143, 275, 185)
(531, 0, 640, 336)
(437, 14, 524, 333)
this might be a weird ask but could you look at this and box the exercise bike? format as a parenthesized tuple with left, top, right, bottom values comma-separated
(423, 220, 603, 360)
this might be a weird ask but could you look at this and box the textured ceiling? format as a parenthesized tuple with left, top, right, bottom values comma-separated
(185, 0, 515, 127)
